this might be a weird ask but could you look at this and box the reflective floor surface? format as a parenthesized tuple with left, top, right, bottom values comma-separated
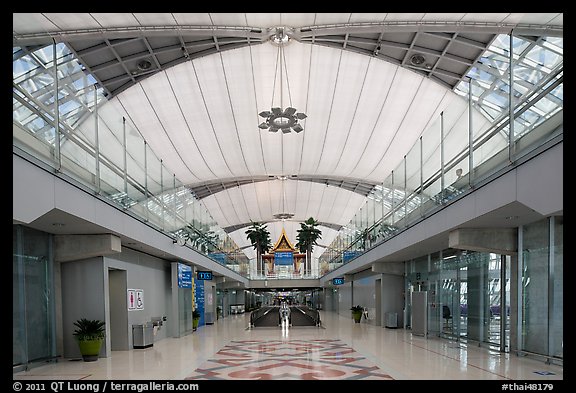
(13, 311, 563, 380)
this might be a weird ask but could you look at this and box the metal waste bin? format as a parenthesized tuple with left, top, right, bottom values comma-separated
(385, 312, 398, 329)
(132, 323, 154, 349)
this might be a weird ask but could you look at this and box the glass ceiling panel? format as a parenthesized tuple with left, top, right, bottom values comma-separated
(455, 34, 563, 129)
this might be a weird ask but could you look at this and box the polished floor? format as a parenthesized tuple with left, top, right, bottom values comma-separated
(14, 311, 563, 380)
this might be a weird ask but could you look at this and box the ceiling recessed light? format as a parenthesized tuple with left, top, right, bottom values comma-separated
(52, 223, 65, 227)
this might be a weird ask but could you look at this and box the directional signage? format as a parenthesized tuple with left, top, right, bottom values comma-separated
(332, 277, 345, 285)
(177, 263, 192, 288)
(196, 271, 213, 280)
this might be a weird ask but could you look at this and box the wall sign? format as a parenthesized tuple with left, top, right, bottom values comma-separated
(197, 271, 213, 280)
(178, 263, 192, 288)
(127, 289, 144, 311)
(333, 277, 345, 285)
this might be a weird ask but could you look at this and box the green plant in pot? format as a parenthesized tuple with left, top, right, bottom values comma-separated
(350, 305, 364, 323)
(73, 318, 105, 361)
(192, 309, 201, 331)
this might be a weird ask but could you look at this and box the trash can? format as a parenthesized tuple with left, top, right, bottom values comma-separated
(385, 312, 398, 329)
(132, 323, 154, 349)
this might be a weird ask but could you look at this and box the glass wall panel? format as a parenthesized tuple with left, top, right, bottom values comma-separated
(13, 226, 55, 368)
(552, 216, 563, 359)
(521, 219, 549, 355)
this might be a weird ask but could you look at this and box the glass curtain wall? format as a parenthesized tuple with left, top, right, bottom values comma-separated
(13, 225, 55, 370)
(409, 249, 510, 351)
(320, 33, 562, 273)
(13, 42, 248, 277)
(521, 216, 563, 364)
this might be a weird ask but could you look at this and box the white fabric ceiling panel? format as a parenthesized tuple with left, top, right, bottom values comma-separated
(192, 54, 251, 177)
(202, 196, 231, 227)
(253, 181, 274, 219)
(459, 13, 511, 23)
(219, 48, 269, 175)
(115, 87, 184, 178)
(314, 51, 371, 174)
(208, 13, 249, 27)
(316, 186, 339, 221)
(367, 79, 452, 181)
(164, 62, 234, 180)
(139, 73, 211, 183)
(273, 13, 318, 28)
(384, 13, 426, 22)
(346, 69, 422, 180)
(171, 13, 213, 25)
(212, 191, 242, 227)
(313, 14, 353, 25)
(299, 45, 342, 173)
(312, 226, 338, 259)
(244, 13, 282, 28)
(422, 13, 467, 22)
(294, 180, 312, 221)
(503, 13, 563, 25)
(13, 14, 59, 34)
(222, 187, 251, 224)
(90, 13, 141, 28)
(42, 13, 101, 31)
(132, 13, 178, 26)
(348, 13, 388, 23)
(241, 183, 264, 221)
(228, 230, 256, 260)
(333, 59, 398, 175)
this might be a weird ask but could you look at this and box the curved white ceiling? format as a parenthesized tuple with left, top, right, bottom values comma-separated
(14, 13, 561, 259)
(110, 40, 456, 186)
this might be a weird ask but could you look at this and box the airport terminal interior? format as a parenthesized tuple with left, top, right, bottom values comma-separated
(13, 13, 563, 381)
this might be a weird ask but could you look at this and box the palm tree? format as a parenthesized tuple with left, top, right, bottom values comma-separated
(295, 217, 322, 276)
(245, 221, 272, 276)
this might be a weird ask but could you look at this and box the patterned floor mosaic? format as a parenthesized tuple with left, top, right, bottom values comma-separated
(185, 339, 394, 380)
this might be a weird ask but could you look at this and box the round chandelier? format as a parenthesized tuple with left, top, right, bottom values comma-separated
(258, 27, 307, 134)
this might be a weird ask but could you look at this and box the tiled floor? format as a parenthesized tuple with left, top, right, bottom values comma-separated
(13, 311, 563, 380)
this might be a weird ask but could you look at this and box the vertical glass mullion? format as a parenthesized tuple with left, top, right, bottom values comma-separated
(509, 33, 515, 163)
(160, 159, 164, 230)
(468, 78, 474, 187)
(391, 170, 395, 226)
(53, 42, 61, 170)
(440, 111, 445, 203)
(419, 136, 423, 212)
(122, 117, 128, 207)
(517, 224, 524, 353)
(500, 254, 507, 352)
(94, 85, 101, 194)
(548, 216, 555, 361)
(144, 140, 149, 223)
(404, 155, 407, 226)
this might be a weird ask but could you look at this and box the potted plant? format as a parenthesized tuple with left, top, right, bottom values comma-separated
(350, 305, 364, 323)
(73, 318, 105, 361)
(192, 309, 201, 331)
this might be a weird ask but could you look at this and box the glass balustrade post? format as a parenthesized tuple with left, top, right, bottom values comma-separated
(440, 111, 445, 204)
(94, 84, 101, 194)
(420, 136, 423, 213)
(391, 170, 395, 226)
(404, 155, 407, 226)
(160, 159, 164, 231)
(509, 33, 515, 164)
(53, 41, 61, 171)
(144, 140, 149, 223)
(123, 117, 128, 208)
(468, 78, 474, 188)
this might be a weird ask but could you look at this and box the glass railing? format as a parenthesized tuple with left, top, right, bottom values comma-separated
(320, 63, 562, 276)
(13, 48, 250, 277)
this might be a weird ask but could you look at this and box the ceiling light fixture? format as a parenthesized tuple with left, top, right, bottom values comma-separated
(258, 27, 307, 133)
(273, 175, 294, 221)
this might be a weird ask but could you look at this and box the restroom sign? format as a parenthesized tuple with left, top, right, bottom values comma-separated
(127, 289, 144, 311)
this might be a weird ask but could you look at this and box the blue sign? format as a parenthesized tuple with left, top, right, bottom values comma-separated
(177, 263, 192, 288)
(208, 252, 227, 265)
(194, 278, 205, 326)
(333, 277, 345, 285)
(274, 251, 293, 265)
(343, 250, 362, 263)
(197, 271, 213, 280)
